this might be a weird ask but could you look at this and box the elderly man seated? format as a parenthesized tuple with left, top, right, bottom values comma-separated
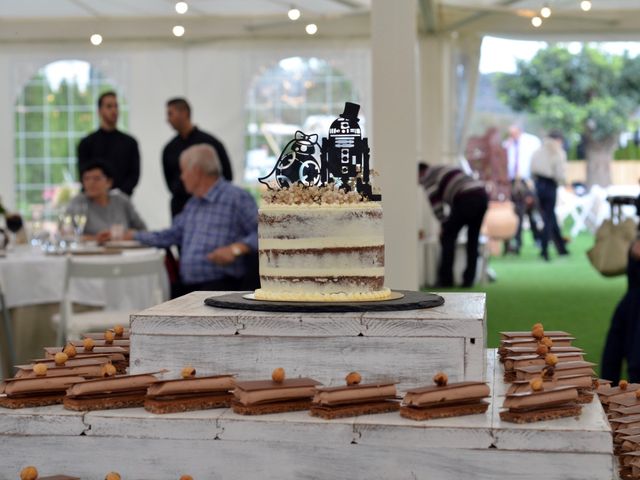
(99, 143, 258, 293)
(67, 161, 146, 237)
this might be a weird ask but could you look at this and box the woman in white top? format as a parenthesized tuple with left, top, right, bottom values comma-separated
(530, 131, 569, 261)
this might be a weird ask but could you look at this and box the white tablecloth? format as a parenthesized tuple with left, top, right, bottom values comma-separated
(0, 245, 168, 309)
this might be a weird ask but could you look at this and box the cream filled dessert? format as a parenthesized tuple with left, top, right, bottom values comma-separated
(0, 375, 84, 408)
(255, 198, 390, 302)
(145, 373, 235, 414)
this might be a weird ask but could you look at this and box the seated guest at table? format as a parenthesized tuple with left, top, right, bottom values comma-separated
(67, 161, 147, 237)
(99, 144, 257, 294)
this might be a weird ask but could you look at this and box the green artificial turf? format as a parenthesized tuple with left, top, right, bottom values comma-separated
(432, 233, 628, 370)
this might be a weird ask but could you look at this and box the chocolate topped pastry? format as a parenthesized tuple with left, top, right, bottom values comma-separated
(63, 373, 159, 411)
(500, 385, 581, 423)
(0, 375, 84, 409)
(310, 371, 399, 419)
(232, 368, 321, 415)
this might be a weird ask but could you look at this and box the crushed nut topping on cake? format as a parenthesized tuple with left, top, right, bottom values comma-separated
(261, 183, 374, 206)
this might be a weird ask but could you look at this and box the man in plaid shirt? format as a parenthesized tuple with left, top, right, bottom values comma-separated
(103, 143, 258, 293)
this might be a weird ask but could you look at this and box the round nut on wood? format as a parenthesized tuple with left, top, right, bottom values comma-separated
(104, 330, 115, 344)
(541, 366, 555, 379)
(635, 390, 640, 399)
(272, 368, 286, 383)
(113, 325, 124, 337)
(20, 466, 38, 480)
(181, 366, 196, 379)
(540, 337, 553, 348)
(33, 363, 48, 377)
(620, 380, 629, 390)
(101, 363, 117, 377)
(54, 352, 68, 366)
(433, 372, 448, 387)
(63, 343, 77, 358)
(535, 344, 549, 356)
(532, 323, 544, 331)
(83, 338, 95, 352)
(105, 473, 121, 480)
(531, 327, 544, 340)
(346, 371, 362, 386)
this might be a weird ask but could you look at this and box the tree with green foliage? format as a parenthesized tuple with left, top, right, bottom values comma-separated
(496, 46, 640, 186)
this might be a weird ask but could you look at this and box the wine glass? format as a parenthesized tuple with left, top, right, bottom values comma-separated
(72, 209, 88, 246)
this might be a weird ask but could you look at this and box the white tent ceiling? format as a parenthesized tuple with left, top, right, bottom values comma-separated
(1, 0, 640, 42)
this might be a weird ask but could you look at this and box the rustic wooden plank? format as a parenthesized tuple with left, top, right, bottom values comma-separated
(129, 334, 466, 388)
(465, 337, 487, 381)
(238, 311, 364, 337)
(0, 436, 614, 480)
(0, 405, 86, 436)
(85, 407, 225, 440)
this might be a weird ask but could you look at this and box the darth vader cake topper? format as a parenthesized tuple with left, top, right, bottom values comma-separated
(259, 102, 381, 201)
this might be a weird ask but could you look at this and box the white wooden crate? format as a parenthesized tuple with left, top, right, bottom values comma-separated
(0, 351, 615, 480)
(129, 291, 486, 389)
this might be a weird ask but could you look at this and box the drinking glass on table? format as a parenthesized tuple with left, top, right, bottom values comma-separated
(72, 204, 88, 245)
(110, 223, 125, 242)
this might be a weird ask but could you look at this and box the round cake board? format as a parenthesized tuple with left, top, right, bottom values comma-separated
(203, 290, 444, 313)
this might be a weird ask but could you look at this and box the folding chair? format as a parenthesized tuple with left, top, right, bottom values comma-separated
(55, 251, 166, 345)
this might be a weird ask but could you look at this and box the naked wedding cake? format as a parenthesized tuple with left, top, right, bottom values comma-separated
(254, 102, 390, 302)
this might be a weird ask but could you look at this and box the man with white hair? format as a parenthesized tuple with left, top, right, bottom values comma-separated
(103, 143, 257, 293)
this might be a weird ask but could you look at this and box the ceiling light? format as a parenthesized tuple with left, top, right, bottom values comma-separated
(288, 8, 301, 21)
(172, 25, 185, 37)
(540, 5, 552, 18)
(175, 2, 188, 14)
(90, 34, 102, 46)
(305, 23, 318, 35)
(580, 0, 592, 11)
(531, 16, 542, 27)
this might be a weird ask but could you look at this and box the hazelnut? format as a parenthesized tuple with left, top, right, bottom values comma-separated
(105, 473, 121, 480)
(545, 353, 558, 366)
(181, 366, 196, 379)
(346, 371, 362, 386)
(535, 344, 549, 356)
(180, 476, 194, 480)
(54, 352, 68, 366)
(63, 343, 77, 358)
(104, 330, 115, 344)
(101, 363, 117, 377)
(433, 372, 448, 387)
(113, 325, 124, 337)
(271, 368, 286, 383)
(532, 323, 544, 331)
(32, 363, 48, 377)
(531, 327, 544, 340)
(20, 466, 38, 480)
(530, 377, 544, 391)
(620, 379, 629, 390)
(83, 338, 95, 352)
(635, 390, 640, 399)
(541, 337, 553, 348)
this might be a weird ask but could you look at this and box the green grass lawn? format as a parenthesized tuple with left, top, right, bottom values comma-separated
(433, 233, 627, 370)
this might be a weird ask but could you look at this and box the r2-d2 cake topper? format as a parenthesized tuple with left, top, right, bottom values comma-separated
(259, 102, 381, 201)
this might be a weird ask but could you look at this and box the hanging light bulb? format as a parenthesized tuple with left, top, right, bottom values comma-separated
(540, 5, 552, 18)
(288, 7, 301, 21)
(531, 16, 543, 27)
(305, 23, 318, 35)
(172, 25, 185, 37)
(175, 2, 188, 14)
(90, 34, 102, 46)
(580, 0, 592, 11)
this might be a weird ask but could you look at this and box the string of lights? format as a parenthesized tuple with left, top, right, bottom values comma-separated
(531, 1, 593, 28)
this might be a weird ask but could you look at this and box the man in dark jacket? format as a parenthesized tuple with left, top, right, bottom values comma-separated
(162, 98, 233, 217)
(77, 91, 140, 196)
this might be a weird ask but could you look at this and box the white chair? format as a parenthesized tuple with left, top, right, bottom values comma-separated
(0, 277, 16, 378)
(55, 251, 166, 345)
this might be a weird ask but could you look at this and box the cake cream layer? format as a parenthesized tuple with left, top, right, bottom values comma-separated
(503, 386, 578, 410)
(313, 383, 397, 406)
(233, 378, 321, 406)
(147, 375, 235, 397)
(403, 382, 490, 407)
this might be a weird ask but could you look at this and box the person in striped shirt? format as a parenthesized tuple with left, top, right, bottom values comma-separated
(419, 163, 488, 287)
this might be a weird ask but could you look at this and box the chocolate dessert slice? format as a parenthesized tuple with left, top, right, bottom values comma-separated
(14, 356, 112, 379)
(500, 345, 583, 362)
(0, 375, 84, 408)
(507, 373, 594, 403)
(515, 360, 596, 381)
(597, 382, 640, 408)
(503, 352, 585, 382)
(500, 385, 581, 423)
(44, 347, 128, 373)
(310, 375, 399, 420)
(145, 374, 235, 414)
(82, 328, 130, 340)
(500, 330, 572, 340)
(232, 377, 322, 415)
(498, 337, 575, 356)
(610, 413, 640, 432)
(400, 381, 490, 421)
(63, 373, 159, 411)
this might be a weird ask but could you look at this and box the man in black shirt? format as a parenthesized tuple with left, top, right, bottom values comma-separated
(77, 91, 140, 196)
(162, 97, 233, 217)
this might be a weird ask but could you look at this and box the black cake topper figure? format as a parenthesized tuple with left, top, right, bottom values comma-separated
(259, 102, 380, 200)
(258, 131, 321, 189)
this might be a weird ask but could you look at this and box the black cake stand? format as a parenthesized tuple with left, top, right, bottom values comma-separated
(204, 290, 444, 313)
